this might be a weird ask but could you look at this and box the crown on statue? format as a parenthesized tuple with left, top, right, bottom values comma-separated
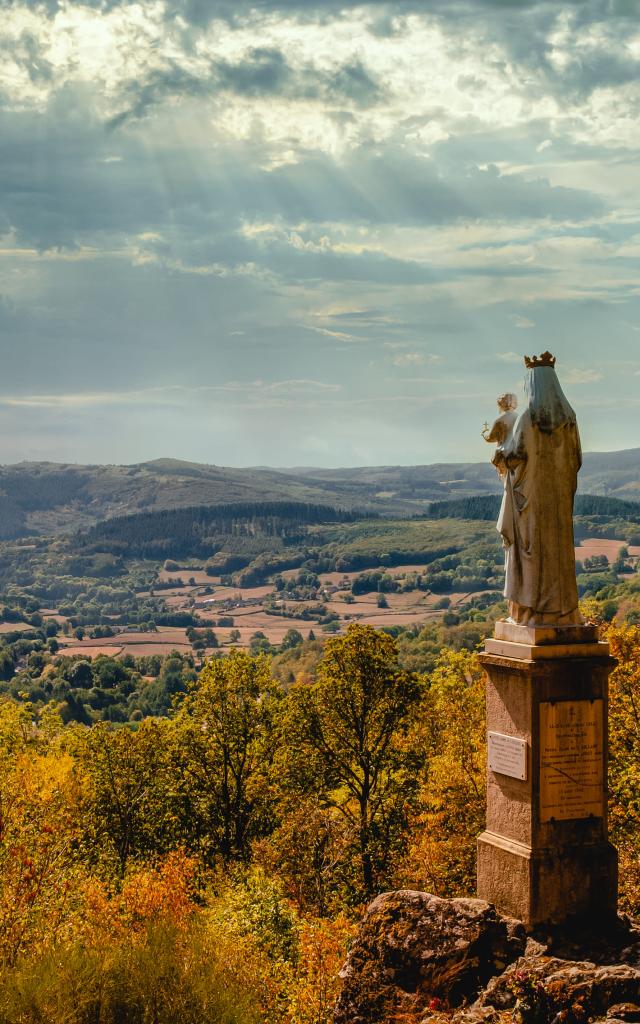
(524, 351, 556, 369)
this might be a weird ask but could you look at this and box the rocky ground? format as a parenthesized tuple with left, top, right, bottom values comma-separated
(334, 891, 640, 1024)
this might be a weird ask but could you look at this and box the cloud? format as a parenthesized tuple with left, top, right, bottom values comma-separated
(299, 322, 359, 341)
(107, 49, 384, 128)
(0, 379, 342, 409)
(0, 86, 605, 261)
(391, 352, 424, 366)
(221, 379, 342, 394)
(564, 368, 603, 384)
(0, 0, 639, 464)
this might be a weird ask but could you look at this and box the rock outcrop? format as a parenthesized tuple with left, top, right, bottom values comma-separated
(482, 956, 640, 1021)
(334, 890, 526, 1023)
(334, 891, 640, 1024)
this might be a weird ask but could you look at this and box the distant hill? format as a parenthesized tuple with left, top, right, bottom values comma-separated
(282, 449, 640, 504)
(0, 460, 383, 540)
(0, 447, 639, 540)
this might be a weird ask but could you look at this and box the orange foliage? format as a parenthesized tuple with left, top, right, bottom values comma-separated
(76, 851, 199, 949)
(121, 850, 197, 928)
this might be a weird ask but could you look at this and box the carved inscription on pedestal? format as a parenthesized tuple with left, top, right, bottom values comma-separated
(540, 699, 604, 823)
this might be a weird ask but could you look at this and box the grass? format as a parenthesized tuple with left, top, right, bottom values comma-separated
(0, 921, 278, 1024)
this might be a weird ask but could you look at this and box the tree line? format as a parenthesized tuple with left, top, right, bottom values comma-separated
(428, 492, 640, 522)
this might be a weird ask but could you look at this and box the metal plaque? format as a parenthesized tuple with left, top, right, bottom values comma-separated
(488, 731, 527, 781)
(540, 699, 604, 823)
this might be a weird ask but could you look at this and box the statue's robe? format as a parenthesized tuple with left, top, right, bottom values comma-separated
(497, 410, 581, 625)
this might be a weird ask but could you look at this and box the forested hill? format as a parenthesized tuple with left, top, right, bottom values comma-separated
(0, 461, 382, 540)
(0, 447, 639, 539)
(79, 501, 357, 559)
(428, 493, 640, 522)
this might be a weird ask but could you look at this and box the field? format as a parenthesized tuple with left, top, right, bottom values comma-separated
(142, 561, 496, 647)
(3, 511, 638, 666)
(576, 539, 640, 561)
(0, 621, 35, 634)
(31, 533, 637, 659)
(47, 565, 480, 656)
(58, 627, 194, 658)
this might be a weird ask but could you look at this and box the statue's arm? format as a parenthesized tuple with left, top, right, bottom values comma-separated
(482, 420, 503, 443)
(501, 422, 528, 471)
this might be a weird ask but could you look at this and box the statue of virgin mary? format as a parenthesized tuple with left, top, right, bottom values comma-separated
(493, 353, 582, 627)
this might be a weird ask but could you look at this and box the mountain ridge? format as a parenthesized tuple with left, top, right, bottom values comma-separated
(1, 447, 639, 540)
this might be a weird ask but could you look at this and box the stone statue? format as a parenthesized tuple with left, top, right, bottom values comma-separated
(482, 393, 518, 477)
(492, 352, 582, 627)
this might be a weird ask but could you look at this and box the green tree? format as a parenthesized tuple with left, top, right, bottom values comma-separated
(281, 629, 304, 651)
(67, 660, 93, 688)
(283, 624, 422, 898)
(0, 646, 15, 682)
(173, 650, 281, 863)
(75, 720, 175, 876)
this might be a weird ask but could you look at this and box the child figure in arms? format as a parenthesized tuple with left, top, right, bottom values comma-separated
(482, 393, 518, 476)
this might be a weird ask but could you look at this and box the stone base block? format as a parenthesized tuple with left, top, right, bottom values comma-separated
(484, 637, 610, 660)
(477, 831, 618, 928)
(494, 621, 599, 645)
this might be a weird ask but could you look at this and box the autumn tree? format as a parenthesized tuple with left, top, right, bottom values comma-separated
(75, 719, 176, 877)
(254, 795, 352, 916)
(0, 701, 84, 966)
(282, 624, 422, 899)
(401, 646, 486, 896)
(606, 621, 640, 913)
(172, 650, 281, 863)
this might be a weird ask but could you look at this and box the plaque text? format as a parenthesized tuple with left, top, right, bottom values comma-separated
(539, 699, 604, 823)
(488, 731, 527, 781)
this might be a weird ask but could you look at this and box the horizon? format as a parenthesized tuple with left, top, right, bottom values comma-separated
(3, 442, 640, 473)
(2, 1, 640, 464)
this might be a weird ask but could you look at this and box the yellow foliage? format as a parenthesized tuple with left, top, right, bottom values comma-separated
(4, 620, 640, 1017)
(400, 647, 486, 897)
(75, 851, 199, 951)
(0, 739, 85, 966)
(286, 915, 354, 1024)
(604, 621, 640, 914)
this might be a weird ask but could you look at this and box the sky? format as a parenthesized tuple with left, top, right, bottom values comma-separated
(1, 0, 639, 467)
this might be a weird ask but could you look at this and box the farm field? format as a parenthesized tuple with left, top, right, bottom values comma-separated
(58, 627, 195, 658)
(99, 567, 470, 650)
(575, 538, 640, 561)
(48, 533, 640, 658)
(33, 556, 500, 659)
(29, 533, 637, 661)
(0, 621, 35, 634)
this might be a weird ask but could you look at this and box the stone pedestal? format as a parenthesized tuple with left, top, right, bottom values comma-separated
(477, 622, 618, 929)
